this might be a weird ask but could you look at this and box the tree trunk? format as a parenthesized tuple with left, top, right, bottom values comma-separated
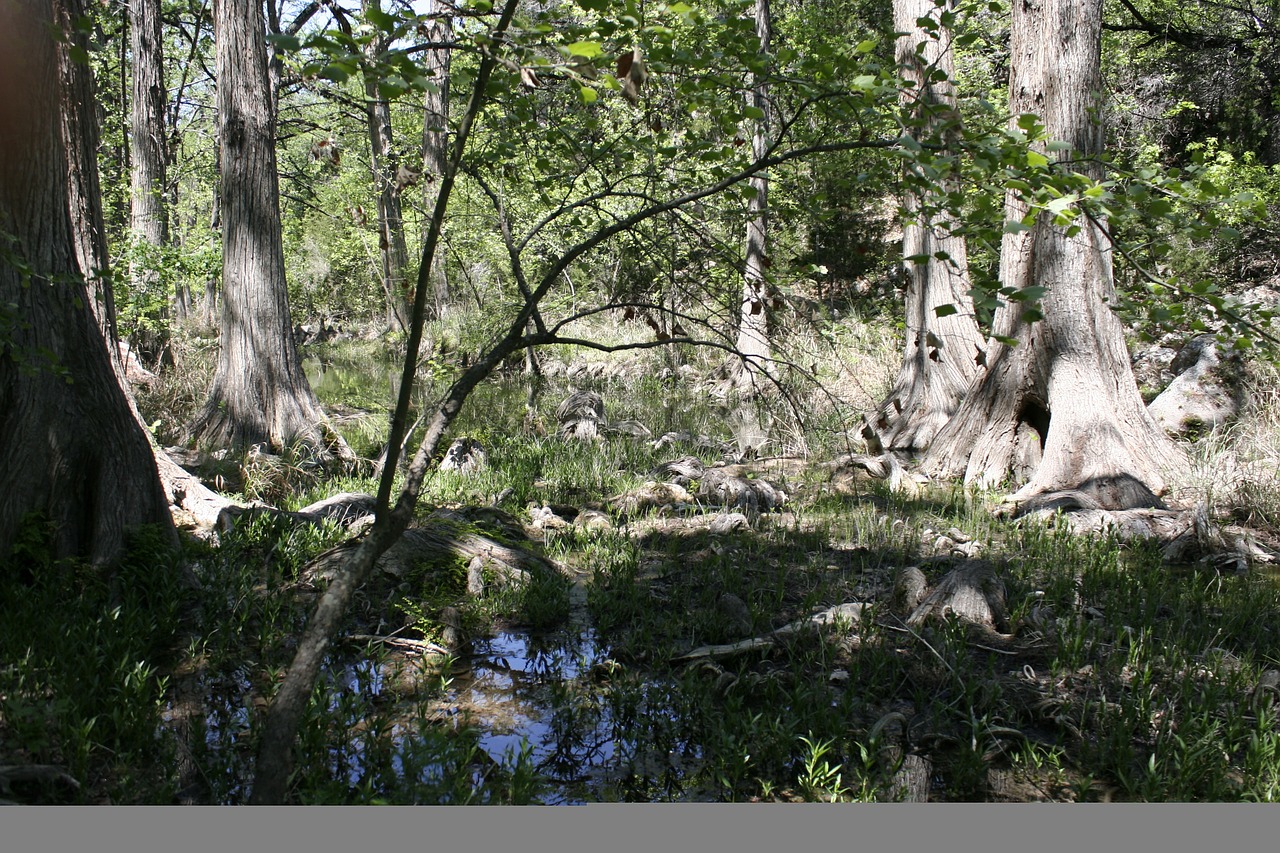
(190, 0, 335, 453)
(921, 0, 1186, 509)
(862, 0, 984, 454)
(58, 0, 119, 350)
(421, 2, 452, 319)
(1, 0, 176, 567)
(360, 0, 413, 332)
(734, 0, 772, 386)
(129, 0, 172, 359)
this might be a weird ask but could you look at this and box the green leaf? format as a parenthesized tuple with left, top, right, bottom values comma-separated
(579, 86, 598, 104)
(1017, 113, 1041, 131)
(1025, 150, 1049, 168)
(743, 105, 765, 120)
(852, 74, 877, 90)
(934, 303, 958, 318)
(320, 64, 350, 84)
(266, 34, 302, 53)
(1003, 219, 1031, 234)
(854, 39, 878, 54)
(565, 41, 603, 59)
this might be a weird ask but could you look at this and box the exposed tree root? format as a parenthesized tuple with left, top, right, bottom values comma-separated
(672, 602, 866, 663)
(216, 492, 558, 590)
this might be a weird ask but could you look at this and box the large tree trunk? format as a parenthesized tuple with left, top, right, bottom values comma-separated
(1, 0, 176, 567)
(734, 0, 772, 386)
(360, 0, 413, 332)
(190, 0, 335, 453)
(59, 0, 119, 350)
(862, 0, 984, 454)
(921, 0, 1186, 509)
(129, 0, 172, 359)
(421, 1, 452, 319)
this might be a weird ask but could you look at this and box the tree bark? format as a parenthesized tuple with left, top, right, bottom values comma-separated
(58, 0, 119, 350)
(421, 1, 452, 319)
(1, 0, 176, 567)
(129, 0, 172, 353)
(190, 0, 336, 454)
(359, 0, 413, 332)
(862, 0, 984, 454)
(734, 0, 772, 386)
(921, 0, 1186, 509)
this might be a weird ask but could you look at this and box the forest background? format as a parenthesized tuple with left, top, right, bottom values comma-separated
(4, 0, 1280, 804)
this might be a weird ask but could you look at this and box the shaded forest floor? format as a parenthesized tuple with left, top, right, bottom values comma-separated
(5, 319, 1280, 803)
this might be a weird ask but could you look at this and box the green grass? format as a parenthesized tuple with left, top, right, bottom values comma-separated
(7, 330, 1280, 803)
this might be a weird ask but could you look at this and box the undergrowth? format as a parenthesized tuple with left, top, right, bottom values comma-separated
(6, 324, 1280, 803)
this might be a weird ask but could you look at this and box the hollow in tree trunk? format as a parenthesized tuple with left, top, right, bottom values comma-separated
(862, 0, 984, 454)
(189, 0, 335, 453)
(1, 0, 176, 567)
(920, 0, 1186, 509)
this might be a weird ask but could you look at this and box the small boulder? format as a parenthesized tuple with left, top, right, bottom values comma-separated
(1147, 335, 1244, 436)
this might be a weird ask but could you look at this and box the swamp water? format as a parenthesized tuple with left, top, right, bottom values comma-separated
(189, 628, 697, 803)
(184, 347, 737, 802)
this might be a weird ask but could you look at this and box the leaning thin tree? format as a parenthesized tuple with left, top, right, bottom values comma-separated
(0, 0, 176, 567)
(920, 0, 1186, 509)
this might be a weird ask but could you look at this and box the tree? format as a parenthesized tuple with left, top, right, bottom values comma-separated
(862, 0, 985, 454)
(59, 0, 120, 350)
(420, 0, 452, 318)
(920, 0, 1186, 508)
(129, 0, 172, 353)
(188, 0, 337, 453)
(1, 0, 175, 567)
(734, 0, 774, 385)
(337, 0, 414, 331)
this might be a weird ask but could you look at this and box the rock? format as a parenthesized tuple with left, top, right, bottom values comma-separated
(716, 592, 753, 637)
(697, 467, 786, 512)
(438, 437, 487, 474)
(1147, 335, 1244, 436)
(529, 504, 574, 530)
(610, 481, 693, 515)
(573, 509, 614, 531)
(709, 512, 750, 534)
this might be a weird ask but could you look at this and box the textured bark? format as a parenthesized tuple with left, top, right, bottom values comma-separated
(129, 0, 171, 324)
(0, 0, 176, 567)
(734, 0, 772, 385)
(921, 0, 1186, 509)
(190, 0, 333, 453)
(58, 0, 118, 349)
(862, 0, 984, 453)
(421, 2, 452, 318)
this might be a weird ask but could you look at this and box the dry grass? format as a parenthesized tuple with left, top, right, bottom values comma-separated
(1177, 359, 1280, 530)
